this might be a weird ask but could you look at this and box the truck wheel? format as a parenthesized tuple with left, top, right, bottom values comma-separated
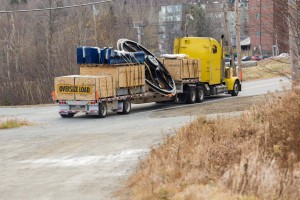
(118, 100, 131, 114)
(231, 81, 239, 96)
(186, 86, 196, 104)
(60, 113, 74, 118)
(177, 93, 187, 104)
(98, 102, 107, 118)
(196, 86, 204, 103)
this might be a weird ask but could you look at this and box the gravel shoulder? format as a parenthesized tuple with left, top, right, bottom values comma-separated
(150, 95, 264, 118)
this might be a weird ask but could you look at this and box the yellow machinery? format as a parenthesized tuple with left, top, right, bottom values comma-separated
(174, 37, 241, 97)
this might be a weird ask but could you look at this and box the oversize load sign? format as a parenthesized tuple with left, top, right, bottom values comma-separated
(57, 85, 93, 94)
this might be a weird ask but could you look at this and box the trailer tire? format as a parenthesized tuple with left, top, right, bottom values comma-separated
(231, 81, 239, 96)
(97, 102, 107, 118)
(60, 113, 74, 118)
(187, 86, 196, 104)
(123, 100, 131, 114)
(118, 100, 131, 115)
(196, 86, 204, 103)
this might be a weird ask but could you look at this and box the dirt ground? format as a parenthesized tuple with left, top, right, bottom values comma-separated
(150, 95, 265, 118)
(243, 57, 290, 81)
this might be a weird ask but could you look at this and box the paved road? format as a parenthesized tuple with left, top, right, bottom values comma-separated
(240, 77, 290, 96)
(0, 77, 291, 200)
(225, 60, 257, 67)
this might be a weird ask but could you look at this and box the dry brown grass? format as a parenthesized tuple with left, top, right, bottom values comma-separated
(243, 58, 291, 81)
(121, 88, 300, 200)
(0, 118, 31, 129)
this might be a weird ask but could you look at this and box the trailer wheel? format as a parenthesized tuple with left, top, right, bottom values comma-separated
(231, 81, 239, 96)
(97, 102, 107, 118)
(196, 86, 204, 103)
(118, 100, 131, 114)
(186, 86, 196, 104)
(60, 113, 74, 118)
(123, 100, 131, 114)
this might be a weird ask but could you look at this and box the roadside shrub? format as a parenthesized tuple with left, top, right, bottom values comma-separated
(122, 89, 300, 200)
(222, 88, 300, 199)
(0, 118, 31, 129)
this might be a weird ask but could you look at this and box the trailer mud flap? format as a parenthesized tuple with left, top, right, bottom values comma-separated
(117, 101, 123, 112)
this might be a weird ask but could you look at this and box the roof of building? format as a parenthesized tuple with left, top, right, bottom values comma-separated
(240, 37, 250, 46)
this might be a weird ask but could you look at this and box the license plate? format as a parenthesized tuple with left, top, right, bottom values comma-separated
(70, 105, 85, 111)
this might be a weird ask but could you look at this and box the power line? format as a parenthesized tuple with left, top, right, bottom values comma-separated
(0, 0, 111, 14)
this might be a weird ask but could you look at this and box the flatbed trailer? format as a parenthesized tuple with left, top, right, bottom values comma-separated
(54, 67, 239, 119)
(54, 77, 209, 118)
(55, 90, 176, 118)
(54, 75, 240, 118)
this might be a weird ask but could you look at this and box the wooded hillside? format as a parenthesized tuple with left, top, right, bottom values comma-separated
(0, 0, 206, 105)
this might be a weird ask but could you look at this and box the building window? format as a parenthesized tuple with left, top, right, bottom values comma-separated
(256, 31, 260, 37)
(256, 13, 260, 19)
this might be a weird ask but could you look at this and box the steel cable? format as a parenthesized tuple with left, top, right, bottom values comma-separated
(117, 39, 176, 96)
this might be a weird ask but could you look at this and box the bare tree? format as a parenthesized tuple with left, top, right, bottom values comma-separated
(223, 0, 235, 71)
(288, 0, 300, 87)
(235, 0, 242, 80)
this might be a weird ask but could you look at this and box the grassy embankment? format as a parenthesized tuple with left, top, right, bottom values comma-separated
(122, 88, 300, 199)
(243, 57, 290, 81)
(0, 119, 31, 129)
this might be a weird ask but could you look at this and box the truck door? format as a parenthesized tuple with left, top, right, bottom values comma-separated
(210, 40, 221, 85)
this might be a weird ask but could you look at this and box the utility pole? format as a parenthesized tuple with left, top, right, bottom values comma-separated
(259, 0, 262, 56)
(185, 14, 194, 36)
(288, 0, 300, 87)
(222, 0, 235, 73)
(92, 5, 99, 47)
(235, 0, 242, 81)
(133, 21, 144, 44)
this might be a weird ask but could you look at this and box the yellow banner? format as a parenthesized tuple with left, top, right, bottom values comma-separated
(56, 85, 93, 94)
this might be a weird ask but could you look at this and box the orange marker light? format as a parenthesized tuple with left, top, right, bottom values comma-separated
(51, 90, 56, 101)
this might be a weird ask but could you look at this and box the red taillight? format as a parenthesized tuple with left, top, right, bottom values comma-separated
(51, 90, 56, 101)
(59, 101, 67, 105)
(89, 101, 96, 105)
(95, 91, 99, 100)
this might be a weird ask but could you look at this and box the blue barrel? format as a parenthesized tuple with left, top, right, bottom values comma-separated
(85, 47, 101, 64)
(130, 51, 145, 63)
(101, 47, 108, 64)
(77, 46, 86, 64)
(106, 48, 115, 64)
(106, 49, 145, 65)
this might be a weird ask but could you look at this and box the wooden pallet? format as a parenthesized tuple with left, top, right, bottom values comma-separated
(160, 58, 201, 81)
(80, 64, 146, 88)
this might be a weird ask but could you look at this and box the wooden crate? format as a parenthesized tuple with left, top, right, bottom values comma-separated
(97, 75, 115, 99)
(54, 75, 115, 101)
(75, 75, 115, 100)
(161, 58, 201, 81)
(80, 64, 145, 88)
(54, 76, 76, 100)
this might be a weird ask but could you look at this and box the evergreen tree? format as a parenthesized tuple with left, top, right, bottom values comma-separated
(191, 4, 213, 37)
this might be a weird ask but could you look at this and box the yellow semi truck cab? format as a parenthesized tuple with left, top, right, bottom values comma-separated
(174, 37, 241, 96)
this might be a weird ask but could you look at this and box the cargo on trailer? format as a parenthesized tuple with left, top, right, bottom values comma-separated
(80, 64, 145, 89)
(54, 75, 115, 101)
(160, 58, 201, 81)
